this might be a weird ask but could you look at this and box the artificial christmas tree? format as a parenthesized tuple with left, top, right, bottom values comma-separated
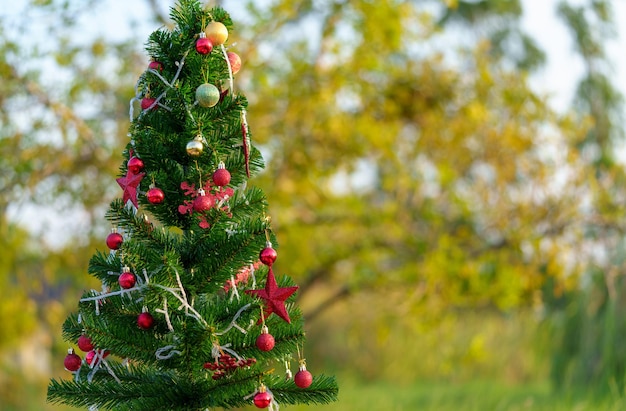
(47, 1, 338, 410)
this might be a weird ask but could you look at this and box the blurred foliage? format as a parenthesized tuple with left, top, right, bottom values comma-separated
(0, 0, 625, 409)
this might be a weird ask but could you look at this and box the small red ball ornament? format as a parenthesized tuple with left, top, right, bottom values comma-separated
(64, 349, 82, 372)
(118, 267, 136, 289)
(227, 52, 241, 74)
(141, 97, 157, 111)
(212, 164, 231, 187)
(193, 189, 214, 212)
(137, 312, 155, 330)
(195, 34, 213, 55)
(256, 326, 275, 352)
(106, 231, 123, 250)
(148, 60, 163, 71)
(259, 244, 277, 266)
(77, 335, 94, 352)
(147, 186, 165, 204)
(294, 367, 313, 388)
(127, 156, 144, 174)
(253, 390, 272, 408)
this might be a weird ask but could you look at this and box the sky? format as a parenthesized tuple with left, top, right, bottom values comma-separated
(3, 0, 626, 246)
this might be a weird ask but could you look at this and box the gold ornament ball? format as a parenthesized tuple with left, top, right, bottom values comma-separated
(186, 137, 204, 157)
(205, 21, 228, 46)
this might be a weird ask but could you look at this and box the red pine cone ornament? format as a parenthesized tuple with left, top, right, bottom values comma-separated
(259, 244, 277, 266)
(127, 156, 144, 174)
(137, 311, 155, 330)
(212, 163, 231, 187)
(106, 230, 123, 250)
(294, 364, 313, 388)
(77, 335, 94, 352)
(253, 386, 272, 409)
(118, 267, 136, 289)
(256, 326, 275, 352)
(64, 349, 82, 372)
(147, 186, 165, 204)
(193, 189, 214, 212)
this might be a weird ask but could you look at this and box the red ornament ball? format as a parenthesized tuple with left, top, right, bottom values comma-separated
(294, 369, 313, 388)
(147, 187, 165, 204)
(64, 350, 82, 372)
(259, 247, 277, 266)
(253, 391, 272, 408)
(148, 60, 163, 71)
(118, 271, 136, 289)
(137, 312, 155, 330)
(256, 332, 275, 352)
(77, 335, 94, 352)
(227, 52, 241, 74)
(195, 37, 213, 55)
(86, 350, 110, 365)
(193, 193, 214, 212)
(127, 157, 144, 174)
(106, 232, 123, 250)
(212, 168, 231, 187)
(141, 97, 156, 111)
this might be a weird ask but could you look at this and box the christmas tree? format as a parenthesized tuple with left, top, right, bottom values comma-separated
(47, 1, 338, 410)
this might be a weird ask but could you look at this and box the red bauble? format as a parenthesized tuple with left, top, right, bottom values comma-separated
(195, 37, 213, 54)
(148, 60, 163, 71)
(193, 192, 214, 212)
(64, 350, 81, 372)
(256, 332, 275, 352)
(212, 168, 231, 187)
(141, 97, 156, 110)
(106, 232, 123, 250)
(127, 157, 144, 174)
(253, 391, 272, 408)
(137, 312, 155, 330)
(259, 246, 277, 266)
(294, 369, 313, 388)
(77, 335, 94, 352)
(227, 52, 241, 74)
(147, 187, 165, 204)
(118, 271, 136, 289)
(86, 349, 110, 365)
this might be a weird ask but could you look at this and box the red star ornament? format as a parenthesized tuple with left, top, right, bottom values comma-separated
(116, 170, 145, 208)
(246, 268, 298, 323)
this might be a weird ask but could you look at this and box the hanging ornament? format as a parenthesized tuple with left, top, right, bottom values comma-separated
(256, 325, 275, 352)
(204, 21, 228, 46)
(86, 349, 110, 366)
(196, 83, 220, 108)
(294, 363, 313, 388)
(127, 156, 144, 174)
(245, 268, 298, 323)
(141, 97, 157, 111)
(64, 349, 82, 372)
(212, 162, 231, 187)
(253, 385, 272, 409)
(106, 229, 123, 250)
(227, 51, 241, 74)
(137, 311, 155, 330)
(148, 60, 164, 71)
(193, 189, 215, 212)
(147, 186, 165, 204)
(186, 135, 204, 157)
(195, 32, 213, 55)
(117, 170, 146, 208)
(259, 242, 277, 266)
(118, 266, 136, 289)
(77, 335, 94, 352)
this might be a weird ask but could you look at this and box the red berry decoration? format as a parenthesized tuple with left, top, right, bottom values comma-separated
(195, 35, 213, 55)
(106, 231, 123, 250)
(127, 156, 144, 174)
(148, 60, 163, 71)
(295, 367, 313, 388)
(147, 186, 165, 204)
(259, 244, 277, 266)
(253, 390, 272, 408)
(256, 326, 275, 352)
(64, 349, 81, 372)
(212, 164, 231, 187)
(118, 267, 136, 289)
(141, 97, 156, 110)
(137, 312, 155, 330)
(193, 189, 214, 212)
(77, 335, 94, 352)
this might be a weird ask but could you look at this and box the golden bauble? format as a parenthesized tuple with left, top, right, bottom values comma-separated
(204, 21, 228, 46)
(186, 137, 204, 157)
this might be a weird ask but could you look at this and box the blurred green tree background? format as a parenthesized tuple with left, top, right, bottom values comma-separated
(2, 0, 626, 409)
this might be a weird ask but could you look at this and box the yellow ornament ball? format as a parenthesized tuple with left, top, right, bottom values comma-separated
(186, 136, 204, 157)
(204, 21, 228, 46)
